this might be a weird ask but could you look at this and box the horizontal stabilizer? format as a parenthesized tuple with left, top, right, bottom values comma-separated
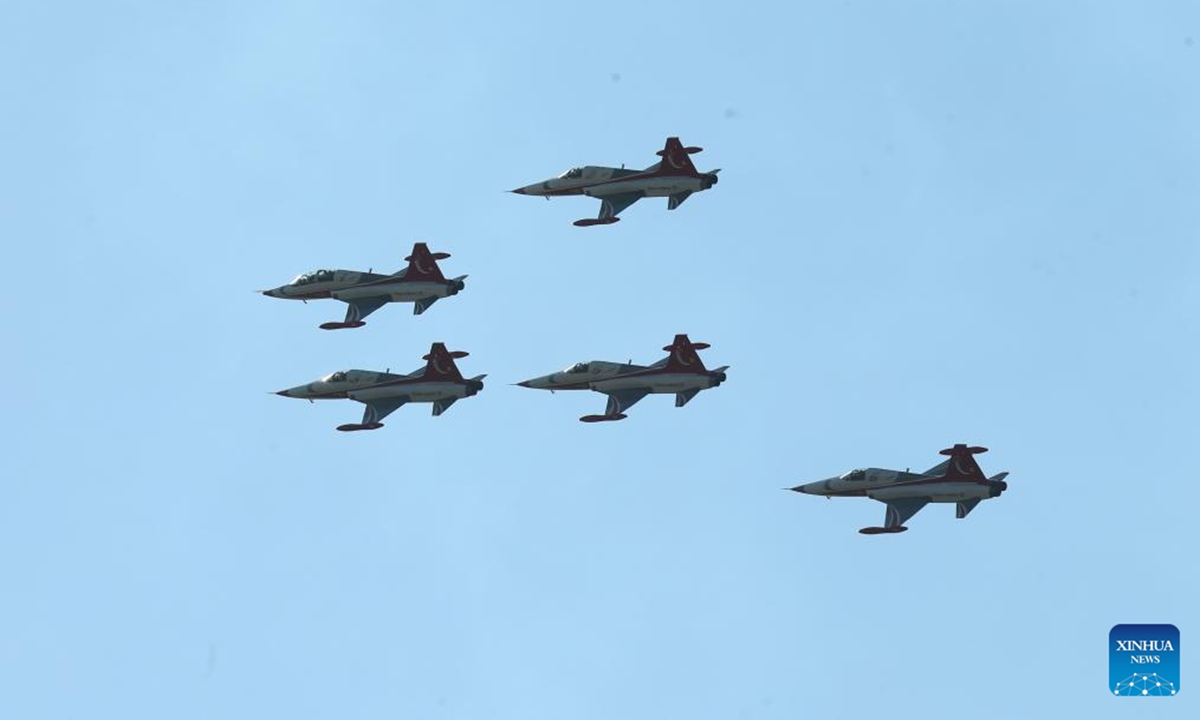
(675, 388, 701, 407)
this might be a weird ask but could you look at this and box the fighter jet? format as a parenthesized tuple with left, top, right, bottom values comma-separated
(510, 137, 720, 226)
(517, 334, 728, 422)
(790, 444, 1010, 534)
(261, 242, 467, 329)
(275, 343, 485, 431)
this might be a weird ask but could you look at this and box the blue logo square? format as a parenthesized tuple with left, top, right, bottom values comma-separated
(1110, 624, 1180, 696)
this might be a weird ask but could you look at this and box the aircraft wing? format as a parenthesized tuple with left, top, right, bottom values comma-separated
(921, 459, 950, 476)
(342, 297, 389, 324)
(882, 498, 929, 529)
(605, 388, 648, 415)
(597, 192, 643, 221)
(579, 388, 649, 422)
(667, 190, 693, 210)
(338, 396, 408, 431)
(414, 296, 439, 315)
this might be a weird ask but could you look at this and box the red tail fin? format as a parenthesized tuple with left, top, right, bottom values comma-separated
(653, 137, 700, 175)
(422, 342, 466, 381)
(938, 444, 988, 482)
(661, 334, 710, 373)
(404, 242, 448, 282)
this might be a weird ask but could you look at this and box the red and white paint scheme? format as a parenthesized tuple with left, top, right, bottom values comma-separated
(517, 334, 729, 422)
(790, 445, 1010, 534)
(511, 137, 720, 226)
(261, 242, 467, 329)
(275, 343, 485, 431)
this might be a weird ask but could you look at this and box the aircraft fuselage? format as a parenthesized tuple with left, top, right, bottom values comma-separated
(263, 271, 457, 303)
(333, 280, 454, 302)
(514, 166, 714, 199)
(277, 370, 474, 404)
(591, 371, 720, 394)
(518, 360, 722, 394)
(796, 468, 1002, 503)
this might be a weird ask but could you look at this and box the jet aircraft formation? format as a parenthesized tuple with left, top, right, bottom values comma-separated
(261, 136, 1009, 535)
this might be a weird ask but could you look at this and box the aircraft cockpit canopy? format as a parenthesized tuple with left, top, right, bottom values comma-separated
(292, 269, 336, 285)
(564, 362, 590, 374)
(842, 469, 867, 481)
(559, 167, 585, 180)
(323, 370, 349, 383)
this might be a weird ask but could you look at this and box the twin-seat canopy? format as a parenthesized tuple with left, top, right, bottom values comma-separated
(322, 370, 349, 383)
(564, 362, 591, 374)
(559, 167, 585, 180)
(841, 469, 867, 481)
(291, 269, 336, 286)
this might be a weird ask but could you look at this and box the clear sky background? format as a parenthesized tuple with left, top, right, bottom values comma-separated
(2, 1, 1197, 718)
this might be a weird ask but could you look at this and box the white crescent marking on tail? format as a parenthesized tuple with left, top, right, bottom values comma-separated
(954, 455, 973, 475)
(414, 255, 431, 275)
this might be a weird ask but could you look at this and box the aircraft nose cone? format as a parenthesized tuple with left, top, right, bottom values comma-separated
(275, 389, 292, 397)
(516, 380, 532, 388)
(789, 484, 808, 494)
(510, 187, 528, 195)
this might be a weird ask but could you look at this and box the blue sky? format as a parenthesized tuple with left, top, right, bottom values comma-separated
(2, 1, 1197, 717)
